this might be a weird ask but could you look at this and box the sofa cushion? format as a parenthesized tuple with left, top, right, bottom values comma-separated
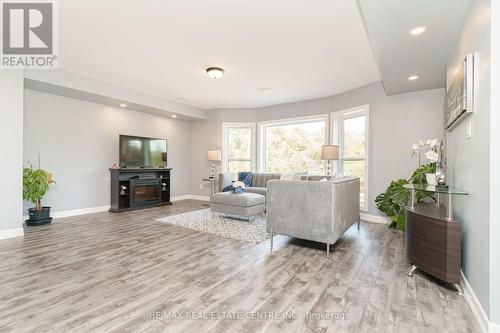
(252, 173, 281, 187)
(245, 187, 267, 196)
(210, 192, 265, 207)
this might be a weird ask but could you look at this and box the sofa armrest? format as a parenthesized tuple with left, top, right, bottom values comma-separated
(218, 173, 236, 192)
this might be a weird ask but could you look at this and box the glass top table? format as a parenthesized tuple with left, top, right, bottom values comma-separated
(402, 184, 468, 195)
(403, 183, 468, 220)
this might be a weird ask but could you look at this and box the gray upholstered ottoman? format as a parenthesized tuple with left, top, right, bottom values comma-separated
(210, 192, 265, 220)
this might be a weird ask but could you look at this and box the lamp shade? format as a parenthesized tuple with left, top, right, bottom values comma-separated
(320, 145, 339, 160)
(207, 149, 222, 161)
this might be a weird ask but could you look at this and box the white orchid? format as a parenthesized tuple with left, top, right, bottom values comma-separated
(425, 150, 439, 163)
(426, 138, 439, 147)
(412, 138, 441, 165)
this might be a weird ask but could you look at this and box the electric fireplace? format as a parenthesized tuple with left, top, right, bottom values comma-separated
(131, 179, 161, 208)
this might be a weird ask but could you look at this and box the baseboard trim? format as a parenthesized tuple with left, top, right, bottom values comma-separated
(52, 206, 110, 219)
(23, 205, 110, 221)
(172, 194, 210, 202)
(171, 195, 193, 202)
(360, 212, 390, 224)
(22, 195, 211, 221)
(461, 270, 490, 333)
(0, 227, 24, 240)
(189, 195, 210, 201)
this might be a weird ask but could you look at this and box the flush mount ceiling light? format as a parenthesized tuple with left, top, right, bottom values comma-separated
(409, 26, 427, 36)
(119, 103, 127, 107)
(206, 67, 225, 79)
(171, 114, 177, 118)
(408, 75, 419, 81)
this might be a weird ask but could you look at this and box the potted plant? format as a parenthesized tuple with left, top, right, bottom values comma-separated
(23, 162, 55, 226)
(375, 166, 435, 230)
(412, 138, 439, 185)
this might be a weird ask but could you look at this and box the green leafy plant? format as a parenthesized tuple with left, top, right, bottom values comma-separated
(375, 179, 409, 229)
(375, 163, 435, 229)
(23, 163, 55, 210)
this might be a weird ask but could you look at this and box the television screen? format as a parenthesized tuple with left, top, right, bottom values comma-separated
(119, 135, 167, 168)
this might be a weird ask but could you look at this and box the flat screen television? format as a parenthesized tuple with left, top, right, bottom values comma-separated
(119, 135, 167, 168)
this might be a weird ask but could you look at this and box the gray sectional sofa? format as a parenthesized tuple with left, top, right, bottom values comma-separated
(218, 173, 281, 197)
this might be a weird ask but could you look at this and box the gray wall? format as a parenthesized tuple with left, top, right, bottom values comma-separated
(190, 111, 222, 196)
(0, 71, 24, 232)
(446, 0, 492, 319)
(491, 0, 500, 324)
(190, 82, 445, 218)
(24, 89, 192, 213)
(190, 108, 259, 196)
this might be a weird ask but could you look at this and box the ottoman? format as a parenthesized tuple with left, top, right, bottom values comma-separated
(210, 192, 265, 220)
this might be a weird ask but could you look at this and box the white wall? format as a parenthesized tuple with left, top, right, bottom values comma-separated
(446, 0, 492, 320)
(190, 82, 445, 218)
(24, 89, 192, 213)
(0, 71, 24, 235)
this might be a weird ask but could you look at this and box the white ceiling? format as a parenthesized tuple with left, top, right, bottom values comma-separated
(358, 0, 472, 95)
(58, 0, 380, 109)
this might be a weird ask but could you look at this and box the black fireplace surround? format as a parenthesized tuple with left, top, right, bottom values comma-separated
(109, 168, 172, 212)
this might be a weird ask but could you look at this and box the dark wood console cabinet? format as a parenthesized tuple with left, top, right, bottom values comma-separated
(110, 168, 172, 212)
(403, 183, 467, 294)
(406, 203, 461, 284)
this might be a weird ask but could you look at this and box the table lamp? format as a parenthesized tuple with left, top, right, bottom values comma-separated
(320, 145, 339, 177)
(207, 149, 221, 178)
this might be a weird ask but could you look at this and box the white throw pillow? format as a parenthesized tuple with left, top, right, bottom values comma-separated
(280, 173, 295, 180)
(293, 171, 308, 180)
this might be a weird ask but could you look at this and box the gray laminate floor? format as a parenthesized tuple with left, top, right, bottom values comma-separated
(0, 200, 478, 333)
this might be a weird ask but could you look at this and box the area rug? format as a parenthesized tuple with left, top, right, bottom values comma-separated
(155, 209, 270, 244)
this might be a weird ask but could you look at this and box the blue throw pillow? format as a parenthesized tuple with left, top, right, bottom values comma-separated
(238, 172, 253, 187)
(222, 185, 233, 192)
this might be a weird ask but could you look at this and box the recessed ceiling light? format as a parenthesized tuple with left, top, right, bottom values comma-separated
(408, 75, 419, 81)
(119, 103, 127, 107)
(172, 114, 177, 118)
(206, 67, 225, 79)
(409, 26, 427, 36)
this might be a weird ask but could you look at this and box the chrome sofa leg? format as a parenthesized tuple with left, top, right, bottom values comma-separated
(326, 243, 330, 258)
(407, 264, 417, 277)
(270, 229, 274, 251)
(357, 218, 360, 230)
(454, 283, 464, 296)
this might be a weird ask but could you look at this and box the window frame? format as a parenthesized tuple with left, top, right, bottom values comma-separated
(222, 122, 257, 173)
(257, 114, 329, 173)
(330, 105, 369, 211)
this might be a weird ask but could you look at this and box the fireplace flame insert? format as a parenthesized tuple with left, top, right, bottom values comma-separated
(131, 179, 161, 208)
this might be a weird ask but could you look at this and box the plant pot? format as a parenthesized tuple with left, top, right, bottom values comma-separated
(26, 207, 52, 226)
(425, 173, 437, 186)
